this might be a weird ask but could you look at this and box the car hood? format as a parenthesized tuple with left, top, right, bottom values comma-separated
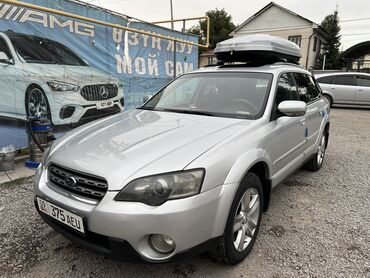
(21, 64, 117, 84)
(48, 109, 253, 190)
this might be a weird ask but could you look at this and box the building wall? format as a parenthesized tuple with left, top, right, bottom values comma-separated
(235, 5, 310, 33)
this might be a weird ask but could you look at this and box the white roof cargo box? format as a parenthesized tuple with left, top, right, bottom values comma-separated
(214, 34, 302, 64)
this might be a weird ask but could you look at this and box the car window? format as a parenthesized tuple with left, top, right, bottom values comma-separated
(292, 73, 312, 103)
(333, 75, 355, 86)
(356, 75, 370, 87)
(0, 37, 11, 59)
(316, 76, 334, 84)
(276, 73, 299, 105)
(8, 34, 87, 66)
(306, 75, 321, 101)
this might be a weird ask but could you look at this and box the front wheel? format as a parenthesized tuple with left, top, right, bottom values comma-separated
(209, 173, 263, 265)
(26, 86, 51, 121)
(304, 133, 327, 171)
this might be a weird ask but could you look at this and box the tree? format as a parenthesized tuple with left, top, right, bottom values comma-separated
(316, 10, 342, 69)
(187, 8, 236, 51)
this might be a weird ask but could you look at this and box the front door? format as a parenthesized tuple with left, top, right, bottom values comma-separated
(271, 72, 307, 177)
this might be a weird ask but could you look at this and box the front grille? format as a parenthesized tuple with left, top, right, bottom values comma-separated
(48, 164, 108, 201)
(81, 84, 118, 101)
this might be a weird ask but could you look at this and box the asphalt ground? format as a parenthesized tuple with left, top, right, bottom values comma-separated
(0, 107, 369, 278)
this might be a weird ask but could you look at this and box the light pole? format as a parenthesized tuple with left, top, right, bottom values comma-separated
(322, 49, 329, 70)
(170, 0, 174, 30)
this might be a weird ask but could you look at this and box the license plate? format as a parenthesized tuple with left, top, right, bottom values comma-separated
(36, 197, 85, 234)
(96, 100, 114, 110)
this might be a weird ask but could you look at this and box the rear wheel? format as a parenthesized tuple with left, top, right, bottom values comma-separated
(209, 173, 263, 265)
(304, 133, 327, 171)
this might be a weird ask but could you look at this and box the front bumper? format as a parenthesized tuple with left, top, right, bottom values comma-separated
(34, 166, 237, 262)
(35, 205, 220, 262)
(46, 88, 124, 126)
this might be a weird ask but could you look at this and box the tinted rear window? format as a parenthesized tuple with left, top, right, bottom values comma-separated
(316, 76, 334, 84)
(356, 75, 370, 87)
(334, 75, 355, 86)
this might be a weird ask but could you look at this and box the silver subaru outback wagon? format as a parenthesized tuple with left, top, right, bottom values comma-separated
(34, 36, 330, 265)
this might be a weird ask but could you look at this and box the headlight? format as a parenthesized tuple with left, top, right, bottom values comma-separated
(114, 169, 205, 206)
(47, 81, 79, 92)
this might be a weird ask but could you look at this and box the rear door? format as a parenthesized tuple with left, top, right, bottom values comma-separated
(331, 75, 357, 104)
(355, 75, 370, 105)
(293, 72, 324, 151)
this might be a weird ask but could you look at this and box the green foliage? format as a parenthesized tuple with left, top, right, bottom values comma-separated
(187, 8, 236, 50)
(316, 10, 343, 69)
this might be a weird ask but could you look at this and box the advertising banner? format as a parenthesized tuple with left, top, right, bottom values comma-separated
(0, 0, 198, 149)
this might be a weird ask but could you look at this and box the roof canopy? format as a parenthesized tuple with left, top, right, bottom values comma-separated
(341, 41, 370, 60)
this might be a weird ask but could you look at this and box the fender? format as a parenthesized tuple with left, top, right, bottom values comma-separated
(224, 148, 272, 185)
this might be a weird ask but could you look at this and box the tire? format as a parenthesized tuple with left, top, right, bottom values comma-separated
(25, 86, 51, 121)
(303, 132, 327, 171)
(323, 94, 333, 107)
(209, 172, 263, 265)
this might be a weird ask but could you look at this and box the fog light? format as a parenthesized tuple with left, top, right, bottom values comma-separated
(149, 234, 175, 254)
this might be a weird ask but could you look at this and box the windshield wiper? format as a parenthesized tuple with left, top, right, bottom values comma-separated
(156, 108, 217, 117)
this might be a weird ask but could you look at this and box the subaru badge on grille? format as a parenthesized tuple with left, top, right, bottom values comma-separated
(65, 176, 77, 187)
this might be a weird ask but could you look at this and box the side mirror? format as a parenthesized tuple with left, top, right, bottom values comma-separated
(143, 95, 152, 103)
(278, 100, 306, 117)
(0, 51, 11, 64)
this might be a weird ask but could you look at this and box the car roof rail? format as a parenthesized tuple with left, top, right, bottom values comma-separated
(204, 61, 224, 67)
(204, 58, 300, 68)
(272, 61, 303, 67)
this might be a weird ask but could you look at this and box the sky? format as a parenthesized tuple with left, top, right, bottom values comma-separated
(85, 0, 370, 51)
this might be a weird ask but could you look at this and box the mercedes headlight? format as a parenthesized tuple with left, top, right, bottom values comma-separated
(47, 81, 79, 92)
(114, 169, 205, 206)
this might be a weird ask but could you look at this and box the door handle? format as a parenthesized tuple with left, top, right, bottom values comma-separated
(357, 89, 364, 92)
(330, 87, 335, 90)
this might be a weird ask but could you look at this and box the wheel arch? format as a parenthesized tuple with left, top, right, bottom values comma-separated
(246, 162, 272, 212)
(322, 91, 334, 105)
(226, 155, 272, 213)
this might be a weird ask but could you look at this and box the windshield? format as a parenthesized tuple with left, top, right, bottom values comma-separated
(141, 72, 273, 119)
(9, 35, 87, 66)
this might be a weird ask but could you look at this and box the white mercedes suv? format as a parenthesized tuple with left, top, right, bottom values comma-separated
(0, 31, 124, 126)
(34, 35, 330, 264)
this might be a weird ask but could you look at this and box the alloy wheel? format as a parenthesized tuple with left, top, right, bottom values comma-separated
(28, 88, 49, 118)
(233, 188, 260, 252)
(317, 135, 326, 166)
